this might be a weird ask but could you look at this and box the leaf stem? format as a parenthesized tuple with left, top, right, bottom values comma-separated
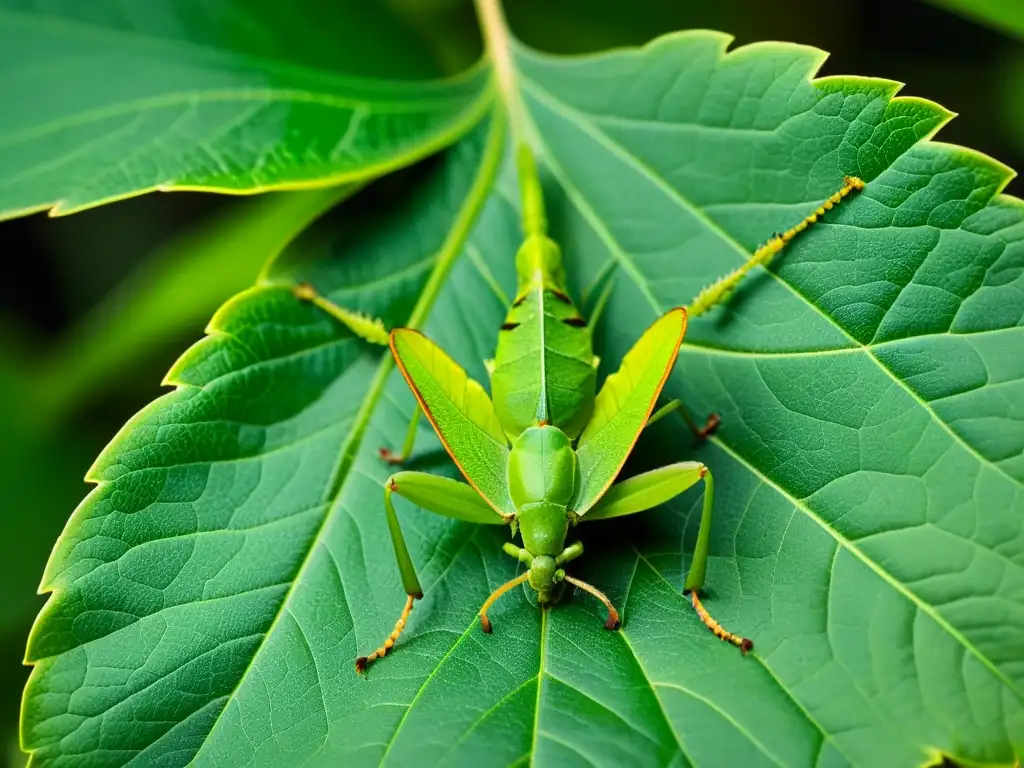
(473, 0, 527, 142)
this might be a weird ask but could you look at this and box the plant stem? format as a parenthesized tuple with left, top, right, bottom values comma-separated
(473, 0, 527, 141)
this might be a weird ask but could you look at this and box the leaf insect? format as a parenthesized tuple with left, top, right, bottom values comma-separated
(295, 146, 864, 672)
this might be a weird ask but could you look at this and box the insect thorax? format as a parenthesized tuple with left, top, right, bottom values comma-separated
(489, 235, 597, 441)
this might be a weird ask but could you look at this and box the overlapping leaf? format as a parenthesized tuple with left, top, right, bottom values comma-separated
(20, 19, 1024, 768)
(0, 0, 490, 218)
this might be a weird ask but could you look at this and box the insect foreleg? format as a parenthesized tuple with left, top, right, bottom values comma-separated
(495, 540, 618, 630)
(555, 541, 583, 565)
(688, 175, 865, 317)
(583, 463, 752, 653)
(356, 472, 510, 672)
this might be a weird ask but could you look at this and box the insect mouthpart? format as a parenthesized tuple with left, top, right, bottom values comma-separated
(527, 554, 558, 592)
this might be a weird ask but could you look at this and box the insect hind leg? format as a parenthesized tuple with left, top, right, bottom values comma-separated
(682, 467, 753, 654)
(688, 590, 753, 654)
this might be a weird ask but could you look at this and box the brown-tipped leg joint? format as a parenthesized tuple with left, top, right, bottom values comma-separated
(696, 413, 721, 441)
(378, 447, 406, 465)
(354, 593, 418, 674)
(477, 572, 530, 637)
(688, 590, 753, 655)
(564, 574, 621, 632)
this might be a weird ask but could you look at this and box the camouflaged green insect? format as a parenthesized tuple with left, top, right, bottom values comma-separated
(295, 145, 863, 673)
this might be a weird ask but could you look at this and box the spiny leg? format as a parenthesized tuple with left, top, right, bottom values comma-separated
(357, 476, 424, 673)
(356, 594, 418, 673)
(689, 176, 865, 317)
(294, 283, 422, 465)
(690, 591, 752, 654)
(357, 472, 508, 672)
(585, 462, 752, 653)
(293, 282, 389, 345)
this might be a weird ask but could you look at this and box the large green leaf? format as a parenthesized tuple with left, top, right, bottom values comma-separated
(0, 0, 490, 219)
(21, 8, 1024, 768)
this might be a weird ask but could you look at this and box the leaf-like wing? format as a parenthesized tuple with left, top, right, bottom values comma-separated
(573, 308, 687, 515)
(391, 328, 514, 517)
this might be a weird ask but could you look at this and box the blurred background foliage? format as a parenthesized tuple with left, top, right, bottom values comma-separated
(1, 0, 1021, 763)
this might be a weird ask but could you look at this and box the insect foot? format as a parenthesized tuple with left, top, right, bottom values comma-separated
(688, 590, 753, 655)
(695, 412, 721, 441)
(378, 447, 406, 465)
(355, 593, 419, 674)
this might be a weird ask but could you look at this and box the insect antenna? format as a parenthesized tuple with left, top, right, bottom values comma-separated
(478, 572, 530, 633)
(688, 591, 753, 654)
(563, 575, 621, 630)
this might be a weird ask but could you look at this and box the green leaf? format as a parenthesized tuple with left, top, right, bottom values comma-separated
(0, 0, 491, 219)
(21, 11, 1024, 768)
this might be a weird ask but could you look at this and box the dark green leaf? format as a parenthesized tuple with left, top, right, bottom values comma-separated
(0, 0, 490, 219)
